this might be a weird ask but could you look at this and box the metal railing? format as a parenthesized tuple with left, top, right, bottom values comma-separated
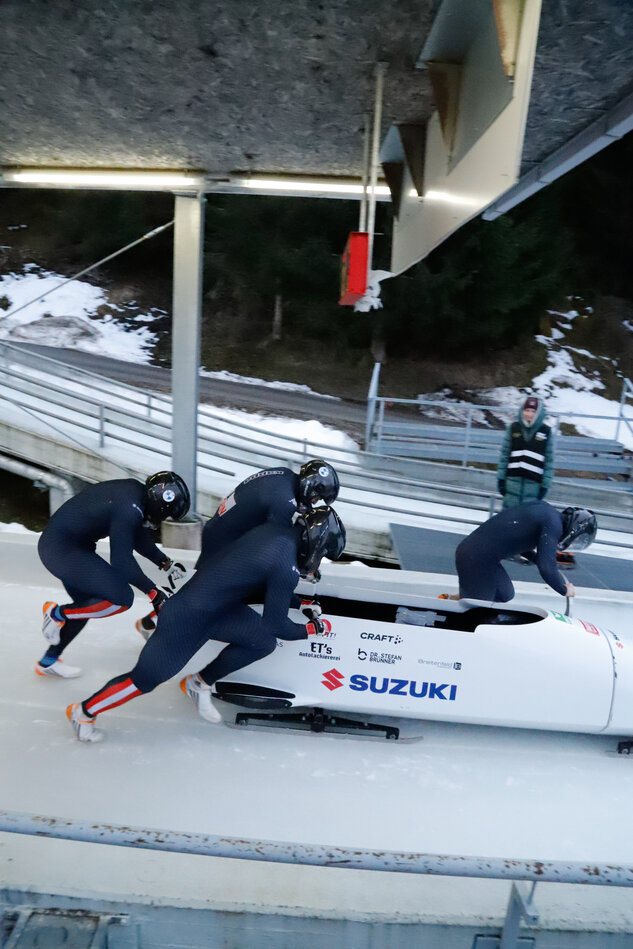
(1, 810, 631, 887)
(2, 341, 633, 538)
(366, 362, 633, 473)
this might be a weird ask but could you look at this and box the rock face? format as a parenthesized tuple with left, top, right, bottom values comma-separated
(10, 314, 100, 344)
(0, 1, 630, 180)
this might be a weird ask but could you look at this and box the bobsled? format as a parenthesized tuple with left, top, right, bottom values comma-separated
(207, 568, 633, 744)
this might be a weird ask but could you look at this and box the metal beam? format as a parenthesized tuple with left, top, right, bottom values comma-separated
(482, 88, 633, 220)
(1, 810, 632, 887)
(171, 194, 205, 508)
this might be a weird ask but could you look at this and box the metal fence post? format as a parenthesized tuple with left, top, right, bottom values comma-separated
(376, 399, 386, 454)
(462, 406, 473, 467)
(616, 380, 628, 442)
(500, 882, 539, 949)
(365, 361, 381, 449)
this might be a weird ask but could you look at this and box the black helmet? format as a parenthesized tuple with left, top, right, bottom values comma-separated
(297, 506, 346, 575)
(298, 459, 340, 507)
(144, 471, 191, 527)
(558, 507, 597, 551)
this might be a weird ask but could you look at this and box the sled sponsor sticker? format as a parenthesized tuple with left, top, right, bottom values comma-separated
(357, 649, 402, 665)
(418, 657, 461, 670)
(606, 628, 624, 650)
(360, 631, 403, 645)
(320, 668, 458, 700)
(218, 492, 236, 516)
(299, 642, 341, 661)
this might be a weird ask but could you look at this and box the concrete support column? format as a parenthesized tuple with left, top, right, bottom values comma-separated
(171, 193, 205, 512)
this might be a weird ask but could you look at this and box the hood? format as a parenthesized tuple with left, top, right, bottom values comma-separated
(517, 395, 546, 435)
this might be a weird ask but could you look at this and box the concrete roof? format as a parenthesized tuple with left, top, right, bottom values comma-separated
(0, 1, 632, 182)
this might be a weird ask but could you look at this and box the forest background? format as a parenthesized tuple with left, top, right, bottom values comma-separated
(1, 133, 632, 404)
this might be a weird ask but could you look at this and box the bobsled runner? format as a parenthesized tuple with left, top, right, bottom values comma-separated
(205, 575, 633, 748)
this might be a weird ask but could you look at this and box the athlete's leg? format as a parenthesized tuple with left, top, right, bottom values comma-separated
(56, 553, 134, 620)
(67, 597, 212, 739)
(492, 565, 515, 603)
(196, 604, 278, 686)
(456, 538, 500, 601)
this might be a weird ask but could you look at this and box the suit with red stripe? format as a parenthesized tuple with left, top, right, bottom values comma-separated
(38, 478, 169, 660)
(81, 521, 310, 720)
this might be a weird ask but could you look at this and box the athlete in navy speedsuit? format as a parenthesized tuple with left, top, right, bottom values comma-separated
(66, 506, 346, 742)
(135, 460, 340, 637)
(37, 473, 190, 678)
(455, 501, 596, 603)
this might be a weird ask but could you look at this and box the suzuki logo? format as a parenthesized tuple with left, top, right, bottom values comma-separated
(322, 668, 345, 691)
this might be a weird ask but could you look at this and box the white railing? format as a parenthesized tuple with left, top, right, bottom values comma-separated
(2, 341, 633, 538)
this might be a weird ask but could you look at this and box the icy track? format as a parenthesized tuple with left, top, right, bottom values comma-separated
(2, 531, 633, 932)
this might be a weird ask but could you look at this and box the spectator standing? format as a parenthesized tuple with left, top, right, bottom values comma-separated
(497, 396, 554, 508)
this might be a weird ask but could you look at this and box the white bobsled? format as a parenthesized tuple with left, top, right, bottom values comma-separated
(211, 572, 633, 741)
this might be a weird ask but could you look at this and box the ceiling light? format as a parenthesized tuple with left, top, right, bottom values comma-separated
(2, 169, 206, 190)
(236, 176, 391, 198)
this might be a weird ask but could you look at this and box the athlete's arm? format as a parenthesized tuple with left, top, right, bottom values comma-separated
(261, 544, 308, 641)
(109, 511, 157, 595)
(133, 527, 170, 568)
(535, 528, 567, 596)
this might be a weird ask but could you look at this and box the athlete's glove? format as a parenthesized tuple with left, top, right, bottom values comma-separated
(148, 588, 168, 612)
(497, 479, 506, 496)
(160, 559, 187, 591)
(301, 598, 322, 620)
(306, 617, 332, 637)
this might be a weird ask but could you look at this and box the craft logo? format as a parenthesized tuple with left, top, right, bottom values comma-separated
(322, 668, 345, 691)
(580, 619, 600, 636)
(318, 466, 330, 477)
(162, 489, 175, 502)
(360, 632, 403, 645)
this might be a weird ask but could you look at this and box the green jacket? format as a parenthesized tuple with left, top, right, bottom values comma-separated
(497, 397, 555, 508)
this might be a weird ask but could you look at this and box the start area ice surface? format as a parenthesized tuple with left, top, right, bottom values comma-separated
(2, 534, 633, 930)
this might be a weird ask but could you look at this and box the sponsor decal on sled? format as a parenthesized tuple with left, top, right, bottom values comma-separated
(360, 632, 403, 645)
(357, 648, 402, 665)
(551, 610, 572, 624)
(320, 668, 458, 700)
(299, 643, 341, 661)
(322, 668, 345, 691)
(349, 675, 458, 700)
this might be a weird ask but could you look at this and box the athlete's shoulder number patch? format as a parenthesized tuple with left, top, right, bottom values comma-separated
(218, 492, 236, 516)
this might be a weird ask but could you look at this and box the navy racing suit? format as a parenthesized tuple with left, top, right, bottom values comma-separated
(79, 521, 311, 719)
(455, 500, 566, 603)
(198, 466, 301, 566)
(38, 478, 168, 658)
